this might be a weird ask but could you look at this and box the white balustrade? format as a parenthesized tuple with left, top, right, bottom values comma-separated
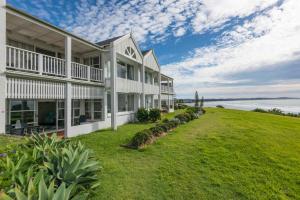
(6, 45, 39, 72)
(90, 67, 103, 82)
(71, 62, 88, 80)
(6, 45, 104, 83)
(43, 55, 66, 77)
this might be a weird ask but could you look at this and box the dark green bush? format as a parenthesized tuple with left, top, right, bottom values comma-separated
(130, 129, 152, 148)
(149, 108, 161, 122)
(149, 126, 164, 137)
(136, 108, 149, 122)
(156, 123, 168, 132)
(186, 107, 200, 114)
(216, 105, 224, 108)
(162, 118, 169, 123)
(253, 108, 267, 113)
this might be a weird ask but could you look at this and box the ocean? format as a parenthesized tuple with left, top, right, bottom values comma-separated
(186, 99, 300, 114)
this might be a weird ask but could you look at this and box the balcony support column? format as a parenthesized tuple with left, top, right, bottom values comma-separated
(158, 71, 161, 109)
(167, 78, 170, 111)
(0, 0, 6, 134)
(64, 36, 72, 137)
(110, 43, 117, 130)
(141, 62, 145, 108)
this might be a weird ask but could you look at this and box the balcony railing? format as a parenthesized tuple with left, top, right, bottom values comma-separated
(6, 45, 103, 82)
(161, 85, 174, 93)
(43, 55, 66, 77)
(6, 45, 39, 72)
(71, 62, 88, 80)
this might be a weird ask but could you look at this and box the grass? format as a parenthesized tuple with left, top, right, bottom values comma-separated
(1, 108, 300, 199)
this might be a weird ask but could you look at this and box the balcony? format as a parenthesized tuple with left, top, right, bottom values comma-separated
(116, 78, 142, 93)
(6, 45, 103, 83)
(161, 85, 174, 94)
(144, 83, 159, 94)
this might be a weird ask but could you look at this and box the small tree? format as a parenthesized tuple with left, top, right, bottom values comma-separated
(195, 91, 199, 107)
(200, 96, 204, 108)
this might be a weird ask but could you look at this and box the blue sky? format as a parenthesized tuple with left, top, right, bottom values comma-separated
(8, 0, 300, 98)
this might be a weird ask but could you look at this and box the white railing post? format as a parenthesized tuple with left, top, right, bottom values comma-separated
(38, 54, 43, 75)
(87, 66, 91, 81)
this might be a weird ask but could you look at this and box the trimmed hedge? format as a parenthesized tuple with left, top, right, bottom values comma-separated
(136, 108, 149, 122)
(149, 108, 161, 122)
(128, 106, 205, 149)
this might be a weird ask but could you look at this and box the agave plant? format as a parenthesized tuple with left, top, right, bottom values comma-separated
(0, 134, 101, 199)
(43, 141, 100, 192)
(1, 172, 88, 200)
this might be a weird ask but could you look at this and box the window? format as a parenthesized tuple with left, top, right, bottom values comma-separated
(153, 74, 159, 85)
(117, 61, 135, 80)
(9, 100, 36, 125)
(107, 93, 111, 113)
(127, 64, 134, 80)
(145, 95, 153, 109)
(118, 93, 135, 112)
(72, 99, 103, 126)
(94, 100, 103, 120)
(117, 61, 127, 79)
(72, 100, 80, 126)
(85, 101, 92, 120)
(125, 47, 136, 59)
(57, 100, 64, 130)
(118, 94, 126, 112)
(145, 71, 153, 84)
(84, 56, 101, 68)
(7, 39, 34, 51)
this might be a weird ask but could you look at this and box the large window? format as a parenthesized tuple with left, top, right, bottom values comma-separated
(107, 93, 111, 113)
(117, 61, 135, 80)
(9, 100, 36, 125)
(84, 56, 101, 68)
(72, 99, 103, 126)
(127, 64, 134, 80)
(145, 95, 153, 109)
(117, 61, 127, 79)
(72, 100, 81, 126)
(145, 71, 153, 84)
(57, 100, 64, 130)
(118, 93, 135, 112)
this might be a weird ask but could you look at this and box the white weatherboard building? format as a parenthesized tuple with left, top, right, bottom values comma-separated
(0, 2, 175, 137)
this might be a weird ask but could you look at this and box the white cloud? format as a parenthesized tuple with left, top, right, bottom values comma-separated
(162, 0, 300, 97)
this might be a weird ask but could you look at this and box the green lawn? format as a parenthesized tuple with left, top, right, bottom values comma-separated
(1, 108, 300, 199)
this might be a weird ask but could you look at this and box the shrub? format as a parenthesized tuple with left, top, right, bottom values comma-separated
(253, 108, 267, 113)
(169, 118, 180, 127)
(149, 126, 164, 137)
(162, 118, 169, 123)
(136, 108, 149, 122)
(175, 113, 188, 124)
(130, 129, 152, 148)
(149, 108, 161, 122)
(216, 105, 224, 108)
(268, 108, 284, 115)
(0, 134, 101, 199)
(186, 107, 200, 114)
(156, 123, 168, 132)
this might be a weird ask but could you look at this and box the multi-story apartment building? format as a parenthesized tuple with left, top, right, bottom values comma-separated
(0, 2, 175, 137)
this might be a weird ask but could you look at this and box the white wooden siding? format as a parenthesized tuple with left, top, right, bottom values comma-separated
(116, 78, 143, 93)
(7, 77, 65, 99)
(72, 84, 104, 99)
(144, 53, 159, 72)
(116, 38, 142, 63)
(144, 84, 159, 95)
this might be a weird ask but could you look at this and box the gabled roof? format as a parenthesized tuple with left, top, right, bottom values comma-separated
(143, 49, 160, 70)
(142, 49, 152, 55)
(96, 35, 124, 47)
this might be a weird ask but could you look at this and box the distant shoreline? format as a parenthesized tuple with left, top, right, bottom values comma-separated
(180, 97, 300, 103)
